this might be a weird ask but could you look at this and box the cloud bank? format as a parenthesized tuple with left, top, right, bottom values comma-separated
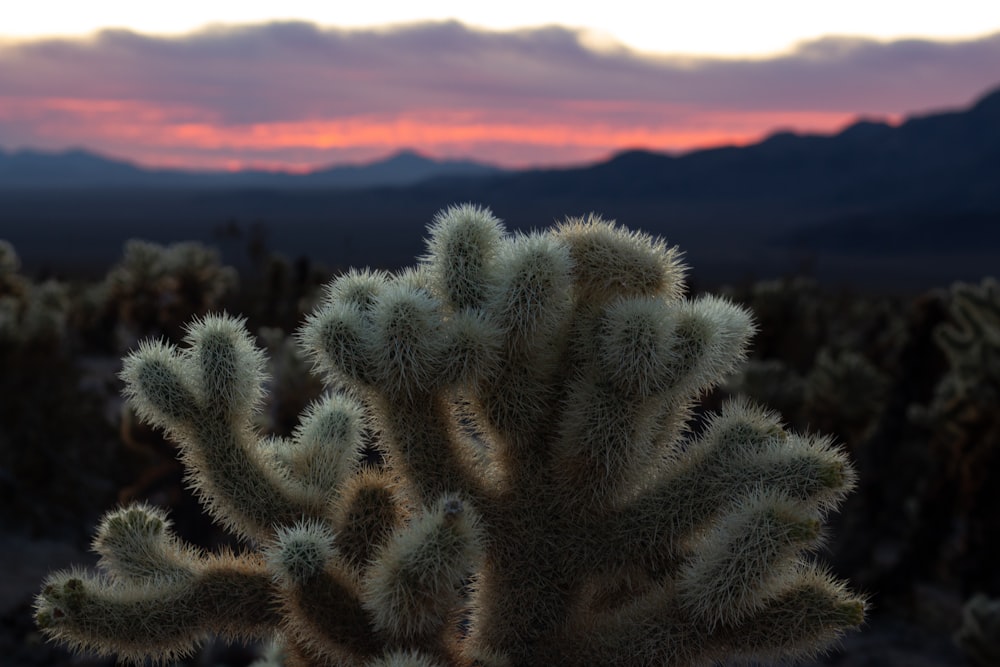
(1, 21, 998, 170)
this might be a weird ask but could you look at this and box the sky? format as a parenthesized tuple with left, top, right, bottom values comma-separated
(2, 1, 1000, 171)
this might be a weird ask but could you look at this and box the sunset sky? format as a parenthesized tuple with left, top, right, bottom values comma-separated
(2, 1, 1000, 171)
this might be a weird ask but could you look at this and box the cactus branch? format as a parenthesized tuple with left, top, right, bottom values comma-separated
(37, 204, 864, 666)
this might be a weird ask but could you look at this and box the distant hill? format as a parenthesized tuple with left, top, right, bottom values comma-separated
(484, 83, 1000, 211)
(0, 148, 502, 189)
(2, 84, 999, 290)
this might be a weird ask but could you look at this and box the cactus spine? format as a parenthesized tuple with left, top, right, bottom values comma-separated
(36, 205, 864, 666)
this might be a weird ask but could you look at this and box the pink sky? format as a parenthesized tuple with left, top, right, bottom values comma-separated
(1, 22, 998, 171)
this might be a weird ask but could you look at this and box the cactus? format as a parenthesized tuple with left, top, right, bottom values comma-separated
(901, 278, 1000, 594)
(0, 242, 123, 540)
(740, 277, 826, 372)
(932, 277, 1000, 404)
(0, 239, 27, 298)
(0, 240, 70, 347)
(724, 348, 889, 449)
(245, 253, 329, 330)
(35, 205, 864, 666)
(100, 239, 238, 348)
(724, 357, 807, 421)
(804, 348, 890, 445)
(955, 593, 1000, 667)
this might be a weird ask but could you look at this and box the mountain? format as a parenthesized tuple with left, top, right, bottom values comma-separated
(485, 84, 1000, 210)
(296, 150, 500, 188)
(0, 148, 502, 189)
(0, 149, 149, 187)
(439, 84, 1000, 278)
(3, 84, 999, 290)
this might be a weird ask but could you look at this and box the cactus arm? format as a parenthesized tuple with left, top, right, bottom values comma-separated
(300, 276, 493, 507)
(267, 520, 381, 664)
(281, 392, 366, 498)
(601, 404, 852, 575)
(91, 504, 200, 583)
(365, 650, 450, 667)
(610, 442, 851, 574)
(550, 377, 656, 506)
(549, 295, 755, 507)
(709, 566, 866, 663)
(539, 565, 863, 666)
(331, 466, 408, 573)
(675, 490, 823, 627)
(121, 316, 323, 540)
(36, 502, 278, 663)
(35, 559, 277, 664)
(362, 496, 483, 643)
(553, 215, 686, 304)
(472, 233, 575, 484)
(421, 204, 505, 313)
(369, 390, 492, 507)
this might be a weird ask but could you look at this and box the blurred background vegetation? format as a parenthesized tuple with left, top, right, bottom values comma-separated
(0, 231, 997, 666)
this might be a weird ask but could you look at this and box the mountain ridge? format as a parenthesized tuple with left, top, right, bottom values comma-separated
(3, 84, 998, 195)
(2, 83, 998, 290)
(0, 147, 502, 189)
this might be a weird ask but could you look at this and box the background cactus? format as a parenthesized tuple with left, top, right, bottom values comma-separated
(0, 241, 126, 542)
(34, 205, 864, 666)
(724, 347, 890, 451)
(901, 279, 1000, 596)
(0, 240, 70, 349)
(93, 239, 239, 351)
(932, 278, 1000, 403)
(954, 593, 1000, 667)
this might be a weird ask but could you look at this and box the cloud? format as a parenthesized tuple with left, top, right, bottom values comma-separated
(1, 21, 998, 169)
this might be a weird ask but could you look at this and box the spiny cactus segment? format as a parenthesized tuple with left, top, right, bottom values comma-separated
(36, 204, 864, 666)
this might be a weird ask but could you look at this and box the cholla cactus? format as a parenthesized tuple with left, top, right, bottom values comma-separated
(933, 277, 1000, 401)
(955, 593, 1000, 667)
(0, 239, 25, 289)
(36, 205, 864, 666)
(102, 239, 238, 347)
(725, 358, 806, 420)
(0, 240, 27, 340)
(0, 240, 70, 346)
(22, 279, 71, 341)
(743, 277, 826, 370)
(804, 348, 889, 444)
(904, 278, 1000, 592)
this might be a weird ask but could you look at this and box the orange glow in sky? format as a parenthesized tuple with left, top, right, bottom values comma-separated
(1, 95, 880, 171)
(0, 17, 993, 172)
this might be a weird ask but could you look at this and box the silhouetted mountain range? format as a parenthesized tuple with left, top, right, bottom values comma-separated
(0, 149, 502, 189)
(2, 84, 998, 290)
